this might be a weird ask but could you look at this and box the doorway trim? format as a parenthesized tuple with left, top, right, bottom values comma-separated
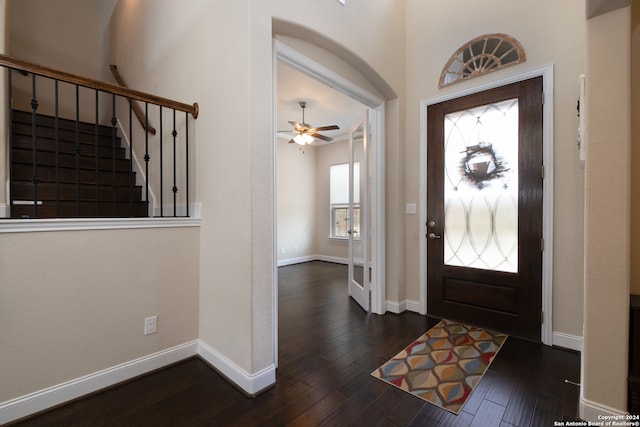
(419, 64, 554, 345)
(272, 38, 387, 363)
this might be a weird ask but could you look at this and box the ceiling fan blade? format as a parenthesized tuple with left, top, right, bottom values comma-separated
(309, 125, 339, 132)
(288, 121, 304, 131)
(310, 133, 333, 142)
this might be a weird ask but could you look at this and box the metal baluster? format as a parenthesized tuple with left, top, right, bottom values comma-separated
(30, 75, 39, 218)
(185, 112, 189, 218)
(55, 80, 60, 218)
(159, 106, 163, 217)
(111, 94, 117, 217)
(8, 69, 13, 217)
(95, 90, 99, 216)
(129, 100, 133, 217)
(172, 109, 177, 217)
(75, 85, 80, 216)
(144, 102, 150, 217)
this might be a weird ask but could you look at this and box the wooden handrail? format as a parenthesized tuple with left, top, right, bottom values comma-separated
(110, 65, 156, 135)
(0, 54, 199, 119)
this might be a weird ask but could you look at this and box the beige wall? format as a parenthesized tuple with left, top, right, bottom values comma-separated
(9, 0, 104, 122)
(9, 0, 100, 76)
(277, 142, 317, 261)
(0, 227, 200, 402)
(632, 0, 640, 295)
(582, 6, 631, 417)
(404, 0, 587, 337)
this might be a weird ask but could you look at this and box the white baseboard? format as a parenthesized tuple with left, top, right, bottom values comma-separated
(0, 341, 199, 425)
(0, 338, 277, 424)
(385, 304, 583, 353)
(579, 396, 626, 422)
(385, 299, 420, 314)
(197, 341, 275, 396)
(406, 300, 421, 313)
(386, 300, 406, 314)
(315, 255, 348, 265)
(552, 331, 583, 352)
(277, 255, 316, 267)
(277, 254, 348, 267)
(0, 204, 8, 218)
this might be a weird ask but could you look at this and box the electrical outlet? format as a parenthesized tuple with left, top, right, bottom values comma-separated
(144, 316, 157, 335)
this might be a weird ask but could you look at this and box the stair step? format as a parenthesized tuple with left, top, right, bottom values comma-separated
(10, 110, 147, 219)
(12, 110, 115, 137)
(12, 148, 133, 171)
(11, 201, 149, 219)
(13, 164, 137, 186)
(12, 122, 121, 147)
(12, 135, 127, 159)
(12, 181, 142, 202)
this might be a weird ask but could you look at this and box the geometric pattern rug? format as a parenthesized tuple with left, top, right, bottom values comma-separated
(371, 319, 507, 414)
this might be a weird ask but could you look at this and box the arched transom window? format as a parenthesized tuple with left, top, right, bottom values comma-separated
(439, 33, 526, 88)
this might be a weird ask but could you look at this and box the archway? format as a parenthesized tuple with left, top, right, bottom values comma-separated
(271, 21, 396, 366)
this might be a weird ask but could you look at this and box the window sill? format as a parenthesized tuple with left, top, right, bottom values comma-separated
(0, 216, 201, 234)
(328, 236, 362, 241)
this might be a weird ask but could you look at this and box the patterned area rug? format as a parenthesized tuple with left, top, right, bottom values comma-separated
(371, 319, 507, 414)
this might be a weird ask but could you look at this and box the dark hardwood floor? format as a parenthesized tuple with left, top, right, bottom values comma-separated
(11, 261, 581, 426)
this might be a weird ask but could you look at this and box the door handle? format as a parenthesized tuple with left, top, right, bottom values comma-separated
(428, 232, 441, 240)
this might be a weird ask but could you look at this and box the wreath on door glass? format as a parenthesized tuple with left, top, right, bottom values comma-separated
(460, 143, 509, 190)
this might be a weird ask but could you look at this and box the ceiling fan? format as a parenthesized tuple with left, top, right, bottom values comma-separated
(284, 101, 339, 146)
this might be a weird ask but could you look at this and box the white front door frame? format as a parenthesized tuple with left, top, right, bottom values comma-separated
(419, 64, 554, 345)
(272, 39, 387, 364)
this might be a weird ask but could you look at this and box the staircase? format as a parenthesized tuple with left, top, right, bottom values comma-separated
(10, 110, 148, 218)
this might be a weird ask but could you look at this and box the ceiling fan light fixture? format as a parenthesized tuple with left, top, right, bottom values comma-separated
(293, 133, 314, 145)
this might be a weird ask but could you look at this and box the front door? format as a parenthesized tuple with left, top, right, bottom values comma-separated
(348, 112, 370, 312)
(426, 77, 543, 341)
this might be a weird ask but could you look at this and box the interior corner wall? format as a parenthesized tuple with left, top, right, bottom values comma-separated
(109, 0, 269, 377)
(277, 142, 317, 262)
(384, 98, 405, 305)
(631, 1, 640, 295)
(581, 6, 631, 418)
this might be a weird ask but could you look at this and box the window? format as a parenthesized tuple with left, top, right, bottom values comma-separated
(439, 33, 526, 88)
(330, 162, 359, 238)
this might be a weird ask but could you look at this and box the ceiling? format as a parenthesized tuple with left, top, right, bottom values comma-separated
(276, 60, 365, 145)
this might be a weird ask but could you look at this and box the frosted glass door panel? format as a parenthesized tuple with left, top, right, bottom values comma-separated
(444, 98, 518, 273)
